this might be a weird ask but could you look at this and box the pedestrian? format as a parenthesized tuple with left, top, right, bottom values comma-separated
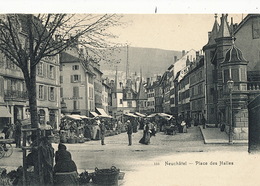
(14, 120, 22, 148)
(139, 122, 151, 145)
(100, 119, 106, 145)
(126, 120, 133, 146)
(181, 120, 187, 133)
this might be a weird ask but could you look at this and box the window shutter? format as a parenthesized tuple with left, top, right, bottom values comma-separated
(43, 63, 46, 77)
(71, 75, 74, 83)
(78, 75, 81, 82)
(53, 66, 56, 80)
(47, 64, 50, 79)
(60, 88, 63, 97)
(44, 86, 47, 100)
(54, 87, 56, 101)
(36, 85, 39, 100)
(7, 79, 11, 90)
(73, 87, 79, 97)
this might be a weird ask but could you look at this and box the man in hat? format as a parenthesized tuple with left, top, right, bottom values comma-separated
(99, 119, 106, 145)
(126, 120, 133, 146)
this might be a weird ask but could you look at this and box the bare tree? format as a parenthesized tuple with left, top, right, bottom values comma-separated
(0, 14, 123, 128)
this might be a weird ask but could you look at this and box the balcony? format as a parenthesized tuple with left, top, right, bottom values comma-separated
(248, 81, 260, 91)
(4, 90, 28, 101)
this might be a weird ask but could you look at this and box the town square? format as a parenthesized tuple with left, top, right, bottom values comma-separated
(0, 3, 260, 186)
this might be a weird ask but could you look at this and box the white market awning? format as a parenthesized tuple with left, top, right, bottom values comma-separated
(0, 106, 12, 118)
(96, 108, 112, 118)
(124, 113, 138, 118)
(66, 115, 82, 120)
(135, 112, 146, 117)
(90, 112, 99, 117)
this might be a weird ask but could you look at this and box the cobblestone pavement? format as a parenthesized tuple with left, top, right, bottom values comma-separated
(1, 126, 258, 186)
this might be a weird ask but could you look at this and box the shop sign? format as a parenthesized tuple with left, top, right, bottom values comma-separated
(63, 97, 83, 100)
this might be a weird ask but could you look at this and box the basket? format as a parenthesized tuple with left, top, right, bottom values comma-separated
(92, 166, 119, 186)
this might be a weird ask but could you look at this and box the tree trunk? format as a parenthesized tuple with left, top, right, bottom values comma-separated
(24, 65, 39, 129)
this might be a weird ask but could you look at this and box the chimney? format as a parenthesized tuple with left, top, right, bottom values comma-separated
(182, 50, 186, 57)
(146, 78, 150, 85)
(196, 51, 199, 60)
(174, 56, 177, 62)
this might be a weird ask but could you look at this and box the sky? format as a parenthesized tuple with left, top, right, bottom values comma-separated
(1, 1, 259, 52)
(110, 14, 244, 51)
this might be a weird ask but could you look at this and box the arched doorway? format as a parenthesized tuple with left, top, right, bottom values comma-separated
(38, 109, 45, 125)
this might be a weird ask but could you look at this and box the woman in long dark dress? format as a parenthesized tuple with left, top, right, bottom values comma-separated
(139, 123, 151, 145)
(54, 143, 78, 185)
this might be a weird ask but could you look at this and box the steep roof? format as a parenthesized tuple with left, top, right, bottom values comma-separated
(216, 14, 231, 39)
(234, 14, 260, 34)
(60, 52, 80, 63)
(207, 14, 220, 45)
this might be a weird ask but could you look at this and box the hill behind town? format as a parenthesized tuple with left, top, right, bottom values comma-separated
(100, 46, 183, 79)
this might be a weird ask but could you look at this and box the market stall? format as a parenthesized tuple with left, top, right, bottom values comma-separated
(59, 115, 85, 143)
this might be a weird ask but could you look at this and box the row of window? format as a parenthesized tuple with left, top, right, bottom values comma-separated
(37, 62, 56, 79)
(38, 85, 56, 101)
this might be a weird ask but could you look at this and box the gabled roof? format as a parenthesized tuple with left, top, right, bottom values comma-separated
(60, 52, 80, 63)
(234, 14, 260, 34)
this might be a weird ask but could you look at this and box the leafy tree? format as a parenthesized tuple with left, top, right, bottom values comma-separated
(0, 14, 122, 128)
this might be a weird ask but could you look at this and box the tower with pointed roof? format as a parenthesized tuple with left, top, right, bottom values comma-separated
(220, 38, 249, 140)
(203, 14, 220, 123)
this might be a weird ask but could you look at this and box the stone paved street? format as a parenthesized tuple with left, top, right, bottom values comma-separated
(1, 126, 259, 186)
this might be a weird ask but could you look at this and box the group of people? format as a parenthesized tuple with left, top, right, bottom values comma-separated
(125, 119, 156, 146)
(1, 120, 22, 148)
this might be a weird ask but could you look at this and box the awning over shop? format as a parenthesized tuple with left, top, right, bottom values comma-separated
(135, 112, 146, 117)
(0, 106, 12, 118)
(124, 113, 138, 118)
(65, 115, 82, 120)
(147, 113, 157, 118)
(96, 108, 112, 118)
(90, 112, 99, 117)
(147, 113, 173, 120)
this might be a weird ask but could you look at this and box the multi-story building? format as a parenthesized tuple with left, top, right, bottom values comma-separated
(102, 79, 110, 114)
(169, 49, 196, 116)
(60, 48, 95, 116)
(146, 78, 155, 114)
(154, 77, 163, 113)
(203, 14, 260, 140)
(188, 55, 205, 122)
(0, 51, 61, 128)
(161, 71, 171, 114)
(110, 69, 138, 118)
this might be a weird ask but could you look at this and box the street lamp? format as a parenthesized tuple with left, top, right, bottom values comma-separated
(227, 79, 234, 144)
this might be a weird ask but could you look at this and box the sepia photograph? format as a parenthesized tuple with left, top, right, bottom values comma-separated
(0, 1, 260, 186)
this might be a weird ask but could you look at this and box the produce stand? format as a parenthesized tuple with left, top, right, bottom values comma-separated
(59, 115, 86, 143)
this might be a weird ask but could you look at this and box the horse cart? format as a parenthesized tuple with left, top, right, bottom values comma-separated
(0, 138, 14, 158)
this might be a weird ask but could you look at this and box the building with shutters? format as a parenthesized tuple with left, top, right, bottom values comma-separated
(0, 50, 61, 129)
(60, 48, 96, 116)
